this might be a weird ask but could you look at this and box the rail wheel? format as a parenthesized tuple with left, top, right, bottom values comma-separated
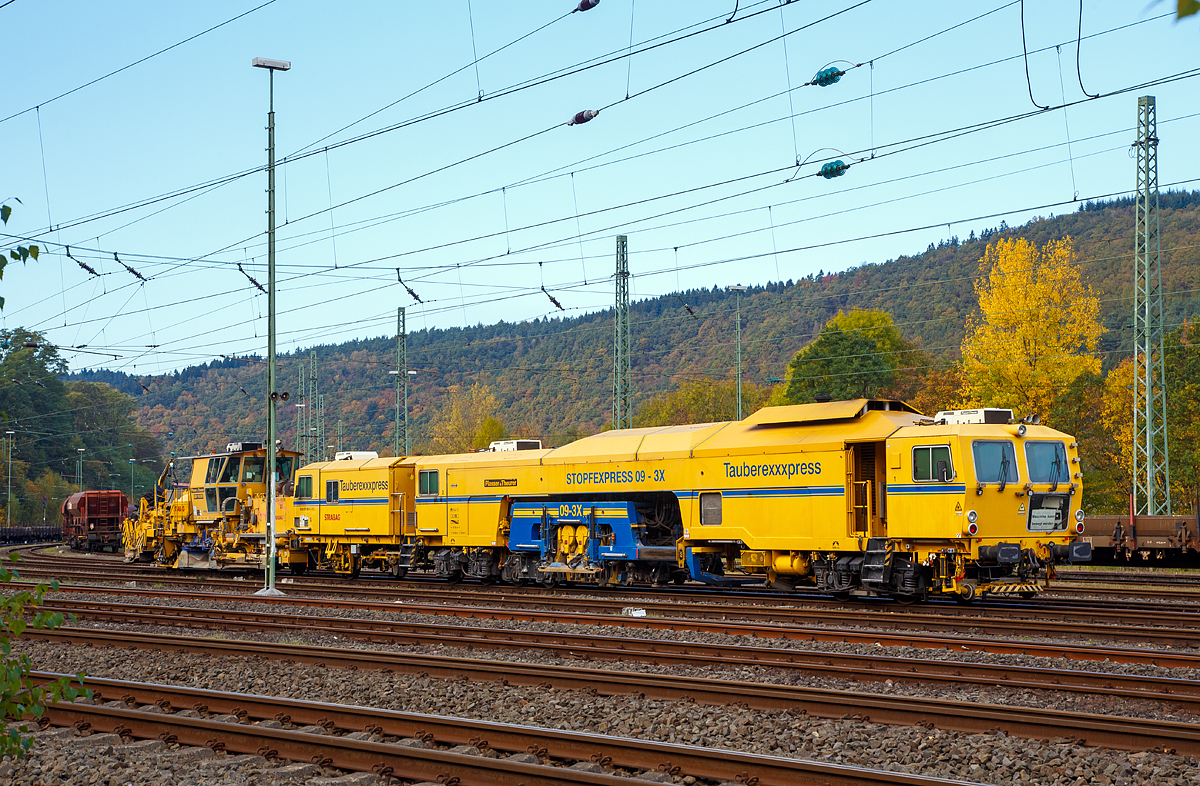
(954, 582, 976, 605)
(1019, 591, 1037, 600)
(288, 563, 307, 576)
(445, 570, 463, 585)
(390, 563, 408, 580)
(892, 594, 920, 606)
(539, 574, 559, 589)
(831, 590, 851, 602)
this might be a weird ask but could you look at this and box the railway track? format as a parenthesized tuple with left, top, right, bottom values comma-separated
(23, 544, 1200, 611)
(1055, 570, 1200, 588)
(38, 596, 1200, 711)
(1046, 569, 1200, 602)
(25, 579, 1200, 650)
(21, 547, 1200, 643)
(32, 671, 983, 786)
(27, 629, 1200, 756)
(18, 547, 1200, 614)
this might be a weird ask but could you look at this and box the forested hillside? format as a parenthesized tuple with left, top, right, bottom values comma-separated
(68, 193, 1200, 464)
(0, 328, 161, 525)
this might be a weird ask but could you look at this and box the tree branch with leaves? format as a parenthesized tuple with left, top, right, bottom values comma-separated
(1, 202, 40, 311)
(0, 200, 87, 753)
(0, 552, 89, 755)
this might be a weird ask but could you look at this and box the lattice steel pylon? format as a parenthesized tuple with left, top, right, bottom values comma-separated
(394, 307, 409, 456)
(613, 235, 633, 429)
(294, 352, 323, 464)
(1132, 95, 1171, 515)
(293, 366, 306, 457)
(315, 392, 326, 462)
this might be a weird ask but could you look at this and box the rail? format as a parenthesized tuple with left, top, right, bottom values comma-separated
(33, 672, 982, 786)
(27, 628, 1200, 755)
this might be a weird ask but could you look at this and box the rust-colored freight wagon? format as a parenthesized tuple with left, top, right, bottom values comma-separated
(62, 490, 129, 552)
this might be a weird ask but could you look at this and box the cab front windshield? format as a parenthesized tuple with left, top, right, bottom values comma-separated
(242, 457, 265, 483)
(972, 440, 1019, 483)
(1026, 442, 1068, 485)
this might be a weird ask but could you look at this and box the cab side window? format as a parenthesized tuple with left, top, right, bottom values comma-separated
(419, 470, 439, 496)
(296, 476, 313, 499)
(275, 456, 295, 485)
(699, 492, 722, 525)
(218, 486, 238, 511)
(205, 458, 223, 484)
(325, 480, 339, 503)
(913, 446, 953, 482)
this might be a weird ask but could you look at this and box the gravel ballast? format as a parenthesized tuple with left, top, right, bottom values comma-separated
(29, 589, 1200, 722)
(7, 637, 1199, 786)
(3, 574, 1200, 786)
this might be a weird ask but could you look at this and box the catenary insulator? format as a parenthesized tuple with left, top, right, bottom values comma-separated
(569, 109, 600, 126)
(814, 67, 843, 87)
(820, 160, 849, 179)
(574, 0, 600, 12)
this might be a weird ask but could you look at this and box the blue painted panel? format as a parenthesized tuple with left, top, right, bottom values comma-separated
(508, 500, 669, 568)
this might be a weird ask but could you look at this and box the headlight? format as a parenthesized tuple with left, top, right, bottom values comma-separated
(1016, 424, 1027, 437)
(1074, 509, 1084, 522)
(966, 510, 978, 524)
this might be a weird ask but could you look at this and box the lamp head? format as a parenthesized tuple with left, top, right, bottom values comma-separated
(252, 57, 291, 71)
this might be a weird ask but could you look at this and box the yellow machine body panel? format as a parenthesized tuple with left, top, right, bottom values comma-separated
(290, 458, 402, 539)
(410, 450, 550, 548)
(671, 402, 919, 550)
(884, 422, 1081, 554)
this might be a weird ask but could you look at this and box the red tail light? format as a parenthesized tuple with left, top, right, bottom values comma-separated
(966, 522, 978, 536)
(1074, 521, 1085, 534)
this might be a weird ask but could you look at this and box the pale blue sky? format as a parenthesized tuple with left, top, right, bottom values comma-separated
(2, 1, 1197, 375)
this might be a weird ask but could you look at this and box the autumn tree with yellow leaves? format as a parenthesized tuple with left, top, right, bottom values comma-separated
(1094, 322, 1200, 513)
(424, 382, 505, 454)
(960, 237, 1104, 420)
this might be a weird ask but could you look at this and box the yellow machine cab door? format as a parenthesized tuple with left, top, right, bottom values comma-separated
(847, 441, 886, 539)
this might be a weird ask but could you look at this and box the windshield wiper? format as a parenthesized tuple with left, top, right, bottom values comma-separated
(1048, 450, 1063, 492)
(997, 454, 1010, 492)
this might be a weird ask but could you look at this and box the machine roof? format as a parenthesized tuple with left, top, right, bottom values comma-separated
(176, 447, 302, 462)
(743, 399, 920, 426)
(542, 422, 723, 464)
(546, 401, 926, 462)
(299, 400, 941, 472)
(300, 456, 409, 472)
